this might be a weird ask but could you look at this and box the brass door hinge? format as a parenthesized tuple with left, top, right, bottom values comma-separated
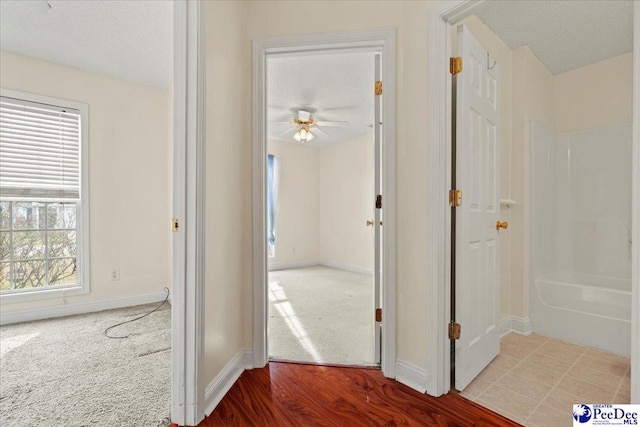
(449, 189, 462, 207)
(450, 57, 462, 75)
(375, 308, 382, 322)
(171, 218, 179, 232)
(375, 80, 383, 96)
(448, 321, 461, 340)
(375, 194, 382, 209)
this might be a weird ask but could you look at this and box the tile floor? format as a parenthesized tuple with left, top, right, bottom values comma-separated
(461, 333, 631, 426)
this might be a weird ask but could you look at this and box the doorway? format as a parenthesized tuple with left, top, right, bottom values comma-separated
(427, 0, 639, 410)
(265, 52, 380, 366)
(252, 29, 397, 377)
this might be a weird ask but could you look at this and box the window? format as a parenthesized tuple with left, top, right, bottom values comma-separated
(0, 89, 89, 302)
(266, 154, 279, 259)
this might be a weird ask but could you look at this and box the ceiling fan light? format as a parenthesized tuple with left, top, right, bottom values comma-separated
(293, 128, 314, 143)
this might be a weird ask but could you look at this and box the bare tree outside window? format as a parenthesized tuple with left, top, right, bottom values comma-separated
(0, 201, 77, 292)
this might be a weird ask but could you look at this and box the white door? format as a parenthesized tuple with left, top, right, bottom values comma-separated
(373, 53, 382, 364)
(454, 24, 502, 391)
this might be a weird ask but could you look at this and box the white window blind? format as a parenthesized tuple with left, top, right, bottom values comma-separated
(0, 96, 81, 199)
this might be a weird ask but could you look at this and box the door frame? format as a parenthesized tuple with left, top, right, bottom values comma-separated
(251, 29, 397, 377)
(426, 0, 640, 400)
(172, 1, 207, 425)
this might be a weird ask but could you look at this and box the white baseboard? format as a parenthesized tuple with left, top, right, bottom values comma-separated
(395, 360, 428, 393)
(242, 349, 254, 369)
(499, 317, 512, 337)
(267, 260, 374, 276)
(0, 291, 169, 325)
(268, 260, 319, 271)
(499, 315, 533, 337)
(318, 260, 373, 276)
(204, 349, 253, 417)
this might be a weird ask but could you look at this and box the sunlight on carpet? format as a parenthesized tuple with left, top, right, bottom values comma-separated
(268, 266, 375, 366)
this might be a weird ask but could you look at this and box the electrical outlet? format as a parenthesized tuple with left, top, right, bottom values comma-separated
(110, 268, 120, 281)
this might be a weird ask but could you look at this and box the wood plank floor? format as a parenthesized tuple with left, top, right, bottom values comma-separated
(196, 362, 522, 426)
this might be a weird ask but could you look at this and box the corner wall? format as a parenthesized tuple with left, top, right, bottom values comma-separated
(266, 140, 319, 268)
(319, 133, 375, 272)
(0, 50, 172, 316)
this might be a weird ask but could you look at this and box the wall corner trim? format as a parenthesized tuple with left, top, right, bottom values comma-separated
(395, 360, 429, 394)
(204, 349, 252, 417)
(499, 316, 533, 337)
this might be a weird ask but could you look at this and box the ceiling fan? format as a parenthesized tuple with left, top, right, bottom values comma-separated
(270, 110, 349, 143)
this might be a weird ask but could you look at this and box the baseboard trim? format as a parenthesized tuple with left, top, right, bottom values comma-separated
(204, 349, 252, 417)
(268, 260, 319, 271)
(318, 260, 373, 276)
(395, 360, 428, 393)
(267, 260, 374, 276)
(0, 291, 170, 325)
(499, 317, 512, 337)
(511, 316, 533, 335)
(499, 315, 533, 337)
(242, 349, 254, 369)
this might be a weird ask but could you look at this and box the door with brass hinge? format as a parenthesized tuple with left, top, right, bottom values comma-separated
(453, 25, 502, 391)
(373, 53, 383, 364)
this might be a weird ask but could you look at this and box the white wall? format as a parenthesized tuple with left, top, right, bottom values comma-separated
(511, 45, 555, 319)
(319, 133, 375, 272)
(0, 50, 171, 314)
(554, 53, 633, 133)
(204, 0, 249, 384)
(267, 133, 374, 273)
(267, 140, 319, 268)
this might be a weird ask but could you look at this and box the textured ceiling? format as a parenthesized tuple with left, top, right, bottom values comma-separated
(472, 0, 633, 75)
(0, 0, 173, 87)
(267, 52, 375, 147)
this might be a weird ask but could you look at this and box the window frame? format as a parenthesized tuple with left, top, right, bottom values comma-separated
(0, 89, 90, 304)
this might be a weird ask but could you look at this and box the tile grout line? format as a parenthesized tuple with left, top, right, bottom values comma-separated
(524, 346, 588, 421)
(473, 336, 550, 420)
(613, 365, 631, 402)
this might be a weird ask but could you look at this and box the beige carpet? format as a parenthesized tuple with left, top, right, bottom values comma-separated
(0, 303, 171, 427)
(268, 265, 375, 366)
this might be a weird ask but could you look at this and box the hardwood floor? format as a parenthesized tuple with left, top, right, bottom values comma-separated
(197, 362, 522, 426)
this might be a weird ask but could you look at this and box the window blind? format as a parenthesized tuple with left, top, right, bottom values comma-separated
(0, 96, 81, 199)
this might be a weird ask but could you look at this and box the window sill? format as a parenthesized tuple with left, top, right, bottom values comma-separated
(0, 284, 89, 304)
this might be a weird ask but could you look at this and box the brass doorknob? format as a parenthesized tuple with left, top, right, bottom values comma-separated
(496, 220, 509, 231)
(366, 220, 374, 227)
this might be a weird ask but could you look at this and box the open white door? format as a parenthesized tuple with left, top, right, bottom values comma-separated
(373, 53, 382, 364)
(454, 24, 502, 391)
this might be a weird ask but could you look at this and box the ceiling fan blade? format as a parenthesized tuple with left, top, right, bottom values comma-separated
(274, 127, 296, 137)
(316, 121, 349, 127)
(269, 121, 294, 124)
(314, 127, 331, 137)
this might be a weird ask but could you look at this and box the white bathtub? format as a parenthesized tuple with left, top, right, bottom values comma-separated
(531, 271, 631, 356)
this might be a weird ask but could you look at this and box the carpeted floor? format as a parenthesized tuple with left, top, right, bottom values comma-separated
(268, 265, 375, 366)
(0, 302, 171, 427)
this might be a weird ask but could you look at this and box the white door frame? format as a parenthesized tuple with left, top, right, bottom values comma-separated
(252, 29, 397, 377)
(426, 0, 640, 400)
(172, 1, 206, 425)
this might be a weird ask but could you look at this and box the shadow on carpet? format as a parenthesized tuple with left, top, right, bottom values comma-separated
(0, 303, 171, 427)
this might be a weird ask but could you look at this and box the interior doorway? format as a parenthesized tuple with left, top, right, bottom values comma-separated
(252, 29, 397, 377)
(264, 52, 381, 366)
(429, 2, 638, 412)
